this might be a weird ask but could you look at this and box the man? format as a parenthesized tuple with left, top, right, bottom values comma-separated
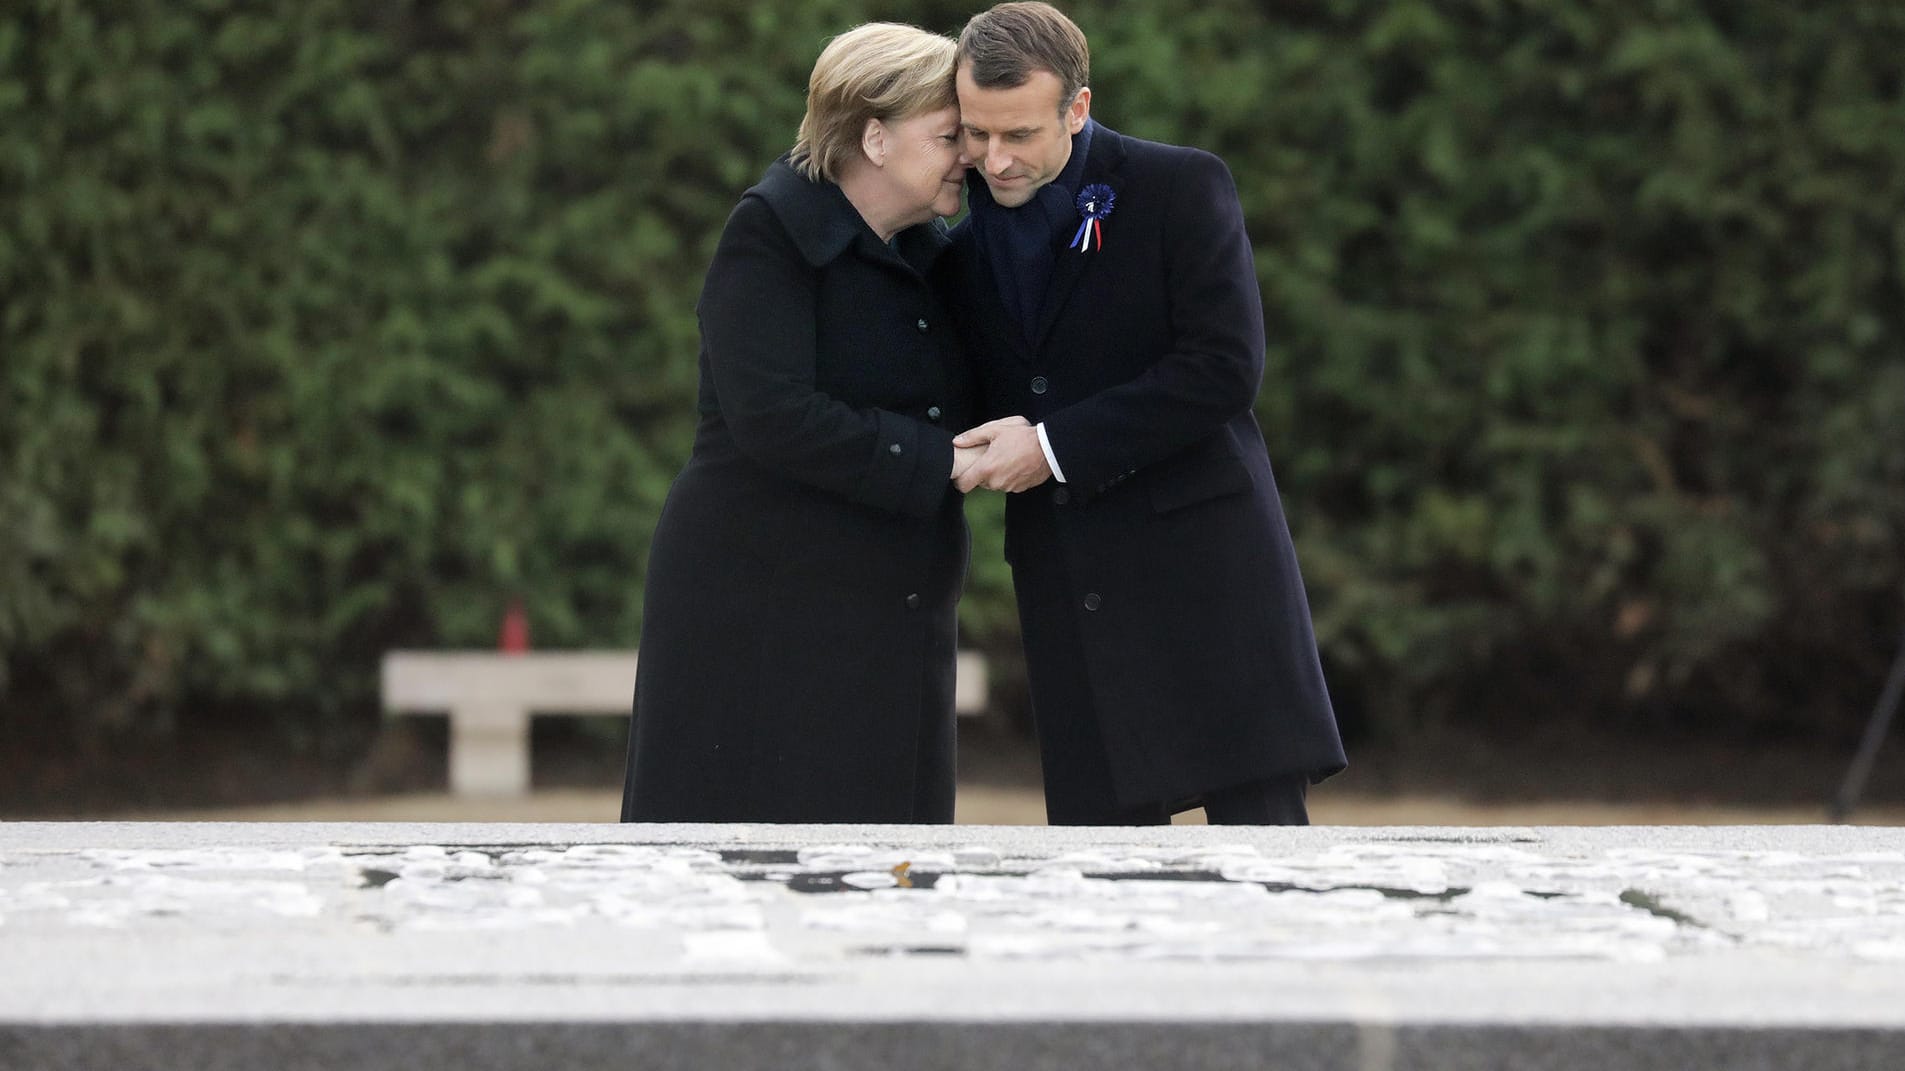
(945, 2, 1345, 825)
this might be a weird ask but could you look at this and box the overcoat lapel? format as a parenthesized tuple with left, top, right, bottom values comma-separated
(1030, 127, 1129, 353)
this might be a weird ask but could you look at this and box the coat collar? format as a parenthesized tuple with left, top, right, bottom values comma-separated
(1067, 121, 1130, 208)
(1032, 123, 1129, 347)
(750, 158, 950, 273)
(956, 123, 1131, 355)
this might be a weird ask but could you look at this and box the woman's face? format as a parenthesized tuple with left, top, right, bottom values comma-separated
(880, 105, 966, 224)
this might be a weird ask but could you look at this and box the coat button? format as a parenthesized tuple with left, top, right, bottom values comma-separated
(888, 443, 903, 456)
(926, 406, 942, 422)
(905, 593, 921, 610)
(1052, 487, 1071, 505)
(1083, 592, 1102, 611)
(1030, 376, 1048, 395)
(916, 318, 929, 333)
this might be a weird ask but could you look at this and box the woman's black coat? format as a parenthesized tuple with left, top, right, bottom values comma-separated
(621, 161, 972, 823)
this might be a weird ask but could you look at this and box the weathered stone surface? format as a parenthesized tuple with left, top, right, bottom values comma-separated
(2, 823, 1902, 1070)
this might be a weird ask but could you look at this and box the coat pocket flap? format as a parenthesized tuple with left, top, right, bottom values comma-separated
(1147, 443, 1255, 514)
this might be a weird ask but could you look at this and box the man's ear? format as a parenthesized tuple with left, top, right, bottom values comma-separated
(1066, 87, 1092, 135)
(862, 118, 887, 166)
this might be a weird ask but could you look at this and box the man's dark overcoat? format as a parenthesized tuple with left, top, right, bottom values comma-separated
(622, 160, 973, 824)
(944, 124, 1346, 814)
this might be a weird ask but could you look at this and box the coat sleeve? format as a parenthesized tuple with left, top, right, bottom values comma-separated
(1037, 151, 1267, 498)
(697, 196, 956, 517)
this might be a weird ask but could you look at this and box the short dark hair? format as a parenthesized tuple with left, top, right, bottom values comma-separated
(956, 2, 1089, 115)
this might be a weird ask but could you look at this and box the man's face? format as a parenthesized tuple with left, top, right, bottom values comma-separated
(955, 66, 1090, 208)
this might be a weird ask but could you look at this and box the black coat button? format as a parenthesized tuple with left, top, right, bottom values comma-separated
(905, 593, 922, 610)
(888, 442, 903, 456)
(926, 406, 942, 421)
(916, 318, 929, 333)
(1083, 592, 1102, 611)
(1030, 376, 1048, 395)
(1052, 487, 1071, 505)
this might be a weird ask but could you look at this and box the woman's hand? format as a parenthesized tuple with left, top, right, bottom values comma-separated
(952, 417, 1049, 493)
(950, 444, 986, 485)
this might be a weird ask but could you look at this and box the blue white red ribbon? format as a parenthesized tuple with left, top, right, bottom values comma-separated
(1069, 183, 1116, 253)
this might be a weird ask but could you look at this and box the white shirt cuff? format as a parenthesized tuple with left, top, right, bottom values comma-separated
(1035, 422, 1067, 483)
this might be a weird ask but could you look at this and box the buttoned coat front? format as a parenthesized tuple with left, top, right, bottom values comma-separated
(944, 125, 1346, 814)
(622, 161, 973, 824)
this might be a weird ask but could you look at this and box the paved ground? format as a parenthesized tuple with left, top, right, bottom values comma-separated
(47, 717, 1902, 827)
(129, 784, 1905, 826)
(6, 822, 1905, 1070)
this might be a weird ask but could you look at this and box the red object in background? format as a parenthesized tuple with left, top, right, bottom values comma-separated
(499, 598, 531, 654)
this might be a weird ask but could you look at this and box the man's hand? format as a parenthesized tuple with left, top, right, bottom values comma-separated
(953, 416, 1053, 494)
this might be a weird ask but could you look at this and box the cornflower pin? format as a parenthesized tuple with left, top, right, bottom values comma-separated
(1069, 183, 1116, 253)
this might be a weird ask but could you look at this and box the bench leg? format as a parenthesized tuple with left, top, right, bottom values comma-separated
(954, 651, 989, 716)
(448, 704, 532, 796)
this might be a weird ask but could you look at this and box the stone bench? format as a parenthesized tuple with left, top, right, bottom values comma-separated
(381, 649, 990, 796)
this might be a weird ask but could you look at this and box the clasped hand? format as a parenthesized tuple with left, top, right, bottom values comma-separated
(949, 416, 1052, 494)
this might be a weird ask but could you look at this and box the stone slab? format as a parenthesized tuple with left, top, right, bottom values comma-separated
(3, 823, 1903, 1070)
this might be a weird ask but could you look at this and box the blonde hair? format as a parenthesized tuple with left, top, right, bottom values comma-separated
(790, 23, 957, 182)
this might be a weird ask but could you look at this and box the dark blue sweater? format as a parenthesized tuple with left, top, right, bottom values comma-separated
(966, 120, 1096, 338)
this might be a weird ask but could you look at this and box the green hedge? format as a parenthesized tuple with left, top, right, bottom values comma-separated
(4, 0, 1901, 751)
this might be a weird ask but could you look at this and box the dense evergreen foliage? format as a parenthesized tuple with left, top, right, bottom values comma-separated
(5, 0, 1901, 752)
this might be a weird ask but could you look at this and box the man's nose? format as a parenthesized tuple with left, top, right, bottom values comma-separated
(986, 147, 1012, 177)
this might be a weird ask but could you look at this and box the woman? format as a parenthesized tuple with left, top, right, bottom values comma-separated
(621, 24, 978, 823)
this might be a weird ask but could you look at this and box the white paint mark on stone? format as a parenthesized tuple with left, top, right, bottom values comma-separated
(802, 903, 967, 934)
(7, 836, 1905, 970)
(682, 930, 782, 963)
(1854, 940, 1905, 961)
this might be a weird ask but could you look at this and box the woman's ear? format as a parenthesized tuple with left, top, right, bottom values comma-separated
(861, 118, 887, 166)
